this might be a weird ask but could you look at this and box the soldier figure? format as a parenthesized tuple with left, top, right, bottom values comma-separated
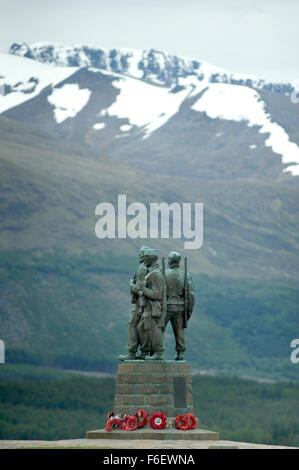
(137, 248, 165, 361)
(118, 246, 150, 361)
(164, 251, 194, 361)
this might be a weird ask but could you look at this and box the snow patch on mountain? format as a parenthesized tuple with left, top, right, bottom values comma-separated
(120, 124, 132, 132)
(47, 83, 91, 123)
(192, 84, 299, 175)
(93, 122, 106, 130)
(0, 53, 76, 113)
(98, 71, 194, 138)
(123, 49, 143, 79)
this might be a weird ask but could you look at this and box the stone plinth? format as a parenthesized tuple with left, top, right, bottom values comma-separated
(113, 361, 194, 418)
(86, 360, 220, 441)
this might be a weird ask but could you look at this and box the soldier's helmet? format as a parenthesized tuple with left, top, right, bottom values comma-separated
(144, 248, 159, 262)
(139, 245, 150, 254)
(168, 251, 181, 267)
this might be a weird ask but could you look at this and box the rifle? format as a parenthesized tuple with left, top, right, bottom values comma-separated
(161, 257, 167, 327)
(183, 257, 188, 329)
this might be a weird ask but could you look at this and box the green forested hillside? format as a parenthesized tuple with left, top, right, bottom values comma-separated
(0, 374, 114, 441)
(1, 249, 298, 379)
(0, 368, 298, 447)
(0, 115, 298, 380)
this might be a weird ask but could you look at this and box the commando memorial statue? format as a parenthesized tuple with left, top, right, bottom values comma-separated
(119, 247, 194, 361)
(87, 248, 220, 441)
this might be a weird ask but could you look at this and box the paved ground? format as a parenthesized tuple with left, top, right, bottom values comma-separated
(0, 439, 297, 449)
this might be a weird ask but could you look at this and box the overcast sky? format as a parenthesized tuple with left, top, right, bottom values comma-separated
(1, 0, 298, 82)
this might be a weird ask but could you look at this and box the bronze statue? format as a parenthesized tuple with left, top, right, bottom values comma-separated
(138, 248, 165, 361)
(163, 251, 194, 361)
(118, 246, 150, 361)
(118, 248, 194, 362)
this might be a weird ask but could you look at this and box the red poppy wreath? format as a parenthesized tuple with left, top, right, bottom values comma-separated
(135, 409, 148, 429)
(149, 412, 167, 430)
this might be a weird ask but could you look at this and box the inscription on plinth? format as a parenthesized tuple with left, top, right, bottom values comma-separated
(173, 377, 187, 408)
(114, 361, 194, 418)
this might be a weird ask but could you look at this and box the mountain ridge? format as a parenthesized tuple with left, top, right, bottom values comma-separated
(2, 49, 299, 177)
(9, 41, 295, 95)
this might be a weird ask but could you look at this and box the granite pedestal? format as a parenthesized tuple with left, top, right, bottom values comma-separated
(86, 361, 219, 441)
(113, 361, 194, 418)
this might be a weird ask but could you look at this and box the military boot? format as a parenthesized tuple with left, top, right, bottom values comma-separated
(118, 352, 136, 361)
(175, 352, 184, 361)
(135, 352, 146, 360)
(145, 352, 164, 361)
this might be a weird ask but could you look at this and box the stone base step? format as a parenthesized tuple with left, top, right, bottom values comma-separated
(86, 427, 219, 441)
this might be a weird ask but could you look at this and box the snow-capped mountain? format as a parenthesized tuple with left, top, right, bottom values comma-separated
(1, 42, 299, 178)
(0, 52, 77, 113)
(10, 41, 294, 95)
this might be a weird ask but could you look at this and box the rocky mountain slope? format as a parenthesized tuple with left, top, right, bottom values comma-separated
(1, 43, 299, 179)
(9, 42, 295, 94)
